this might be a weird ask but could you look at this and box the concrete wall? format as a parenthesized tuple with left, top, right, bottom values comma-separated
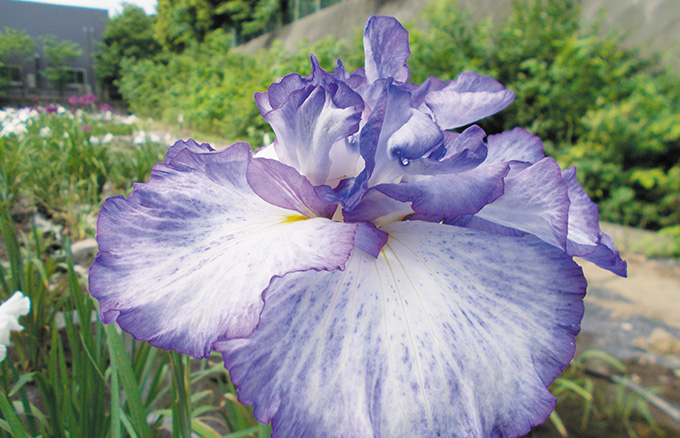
(238, 0, 680, 73)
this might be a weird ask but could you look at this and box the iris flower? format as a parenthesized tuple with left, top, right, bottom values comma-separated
(90, 16, 626, 438)
(0, 291, 31, 363)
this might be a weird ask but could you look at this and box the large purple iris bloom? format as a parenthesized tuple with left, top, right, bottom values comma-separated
(90, 16, 626, 438)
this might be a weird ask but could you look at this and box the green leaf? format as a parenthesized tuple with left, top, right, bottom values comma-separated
(0, 391, 28, 438)
(105, 325, 153, 438)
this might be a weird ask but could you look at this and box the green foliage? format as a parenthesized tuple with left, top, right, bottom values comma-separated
(0, 28, 35, 95)
(549, 350, 666, 438)
(93, 4, 161, 96)
(118, 29, 363, 146)
(155, 0, 291, 51)
(0, 110, 268, 437)
(39, 35, 83, 97)
(155, 0, 218, 51)
(217, 0, 285, 38)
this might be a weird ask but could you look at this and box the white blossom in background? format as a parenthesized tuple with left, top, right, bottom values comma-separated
(102, 133, 114, 144)
(40, 126, 51, 137)
(0, 107, 39, 138)
(121, 115, 140, 125)
(0, 292, 31, 362)
(133, 131, 146, 145)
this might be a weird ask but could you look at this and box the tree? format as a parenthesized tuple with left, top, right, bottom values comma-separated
(154, 0, 289, 51)
(155, 0, 216, 50)
(0, 27, 35, 95)
(94, 4, 161, 97)
(39, 35, 82, 97)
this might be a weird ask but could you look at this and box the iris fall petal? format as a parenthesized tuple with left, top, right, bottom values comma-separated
(216, 221, 586, 438)
(90, 143, 358, 358)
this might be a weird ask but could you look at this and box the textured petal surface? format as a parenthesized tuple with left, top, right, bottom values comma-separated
(376, 162, 509, 218)
(246, 157, 336, 218)
(476, 157, 570, 249)
(266, 85, 362, 185)
(485, 128, 544, 165)
(89, 144, 358, 358)
(425, 72, 515, 129)
(363, 16, 410, 83)
(580, 231, 628, 277)
(562, 168, 626, 276)
(217, 220, 586, 438)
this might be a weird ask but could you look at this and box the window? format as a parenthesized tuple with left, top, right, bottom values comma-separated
(0, 65, 23, 86)
(66, 68, 86, 87)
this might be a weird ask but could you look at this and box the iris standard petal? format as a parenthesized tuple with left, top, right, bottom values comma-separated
(484, 128, 544, 165)
(216, 220, 586, 438)
(363, 16, 410, 83)
(265, 85, 363, 185)
(476, 157, 570, 249)
(425, 72, 515, 129)
(89, 143, 358, 358)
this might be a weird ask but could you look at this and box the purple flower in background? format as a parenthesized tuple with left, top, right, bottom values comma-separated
(89, 16, 626, 438)
(67, 95, 79, 106)
(81, 124, 92, 133)
(99, 103, 114, 113)
(79, 93, 98, 105)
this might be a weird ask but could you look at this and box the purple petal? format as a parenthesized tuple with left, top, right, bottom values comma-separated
(343, 188, 414, 226)
(165, 138, 215, 161)
(580, 231, 628, 277)
(562, 167, 627, 276)
(246, 157, 336, 218)
(425, 72, 515, 129)
(256, 73, 307, 114)
(216, 220, 586, 438)
(376, 162, 509, 218)
(446, 214, 528, 238)
(409, 76, 447, 108)
(89, 143, 358, 358)
(485, 128, 544, 164)
(387, 109, 443, 162)
(265, 84, 362, 185)
(562, 166, 600, 254)
(476, 157, 570, 249)
(363, 16, 410, 83)
(404, 126, 488, 175)
(353, 221, 388, 258)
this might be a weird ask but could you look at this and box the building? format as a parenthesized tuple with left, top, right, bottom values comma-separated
(0, 0, 108, 104)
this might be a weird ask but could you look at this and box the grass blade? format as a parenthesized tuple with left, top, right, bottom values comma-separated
(0, 390, 28, 438)
(105, 324, 153, 438)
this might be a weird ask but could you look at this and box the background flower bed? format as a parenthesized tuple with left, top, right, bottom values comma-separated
(115, 0, 680, 256)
